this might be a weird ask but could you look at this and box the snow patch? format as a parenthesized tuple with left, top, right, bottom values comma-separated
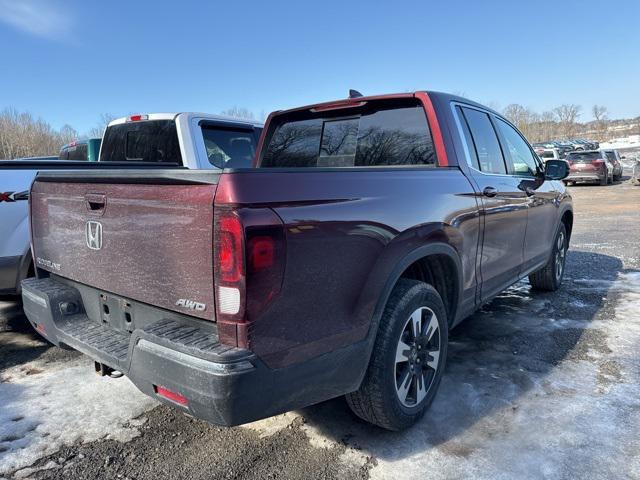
(0, 358, 157, 475)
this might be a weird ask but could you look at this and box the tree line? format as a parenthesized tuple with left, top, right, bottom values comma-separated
(501, 103, 637, 143)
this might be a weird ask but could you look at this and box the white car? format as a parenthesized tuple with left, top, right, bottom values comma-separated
(0, 113, 263, 294)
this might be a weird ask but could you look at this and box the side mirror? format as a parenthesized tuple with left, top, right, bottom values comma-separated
(621, 155, 626, 159)
(545, 159, 570, 180)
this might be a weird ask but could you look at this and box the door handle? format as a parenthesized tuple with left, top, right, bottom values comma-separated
(482, 186, 498, 197)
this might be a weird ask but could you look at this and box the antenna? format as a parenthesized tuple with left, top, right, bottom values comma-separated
(349, 89, 363, 99)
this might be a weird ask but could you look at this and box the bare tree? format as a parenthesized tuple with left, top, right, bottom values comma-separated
(220, 107, 256, 121)
(59, 124, 78, 144)
(88, 113, 117, 138)
(0, 108, 71, 159)
(553, 104, 582, 138)
(591, 105, 609, 141)
(592, 105, 608, 122)
(502, 104, 539, 140)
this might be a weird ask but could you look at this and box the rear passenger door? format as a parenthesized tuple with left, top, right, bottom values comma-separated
(456, 106, 529, 301)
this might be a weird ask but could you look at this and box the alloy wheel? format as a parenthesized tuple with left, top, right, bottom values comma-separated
(394, 307, 441, 407)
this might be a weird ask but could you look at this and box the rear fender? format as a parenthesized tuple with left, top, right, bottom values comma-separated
(352, 226, 464, 382)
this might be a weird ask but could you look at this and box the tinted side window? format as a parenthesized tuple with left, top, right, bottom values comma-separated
(494, 118, 539, 176)
(261, 100, 436, 168)
(460, 107, 506, 174)
(59, 148, 69, 160)
(201, 126, 257, 168)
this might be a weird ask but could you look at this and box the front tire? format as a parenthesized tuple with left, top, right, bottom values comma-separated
(346, 279, 448, 431)
(529, 223, 568, 291)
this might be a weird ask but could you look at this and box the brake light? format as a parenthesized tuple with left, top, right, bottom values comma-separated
(219, 214, 243, 283)
(213, 175, 285, 348)
(127, 114, 148, 122)
(592, 159, 605, 168)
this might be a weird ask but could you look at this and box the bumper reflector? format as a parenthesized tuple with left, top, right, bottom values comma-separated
(154, 385, 188, 406)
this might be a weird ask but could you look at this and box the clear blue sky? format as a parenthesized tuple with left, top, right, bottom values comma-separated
(0, 0, 638, 134)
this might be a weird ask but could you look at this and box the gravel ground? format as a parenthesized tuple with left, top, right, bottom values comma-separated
(1, 175, 639, 480)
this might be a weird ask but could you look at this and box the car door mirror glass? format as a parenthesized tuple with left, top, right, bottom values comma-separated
(544, 159, 569, 180)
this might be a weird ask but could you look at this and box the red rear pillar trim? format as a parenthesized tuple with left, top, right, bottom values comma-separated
(415, 92, 449, 167)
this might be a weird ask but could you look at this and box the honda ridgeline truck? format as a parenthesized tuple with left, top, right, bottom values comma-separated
(22, 92, 572, 430)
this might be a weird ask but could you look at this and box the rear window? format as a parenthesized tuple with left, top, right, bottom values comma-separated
(100, 120, 182, 163)
(260, 99, 436, 168)
(540, 150, 556, 158)
(67, 143, 88, 161)
(567, 152, 601, 162)
(201, 126, 258, 168)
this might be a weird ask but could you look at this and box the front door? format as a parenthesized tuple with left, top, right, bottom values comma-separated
(456, 106, 529, 301)
(492, 117, 560, 273)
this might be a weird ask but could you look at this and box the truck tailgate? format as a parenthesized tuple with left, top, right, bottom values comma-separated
(30, 174, 218, 321)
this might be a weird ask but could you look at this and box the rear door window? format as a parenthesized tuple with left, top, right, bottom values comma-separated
(201, 126, 258, 168)
(460, 107, 506, 174)
(100, 120, 182, 163)
(261, 99, 436, 168)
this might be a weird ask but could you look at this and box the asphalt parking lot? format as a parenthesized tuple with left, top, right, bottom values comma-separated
(1, 176, 639, 480)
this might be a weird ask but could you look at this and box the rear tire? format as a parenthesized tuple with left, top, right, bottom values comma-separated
(346, 279, 448, 431)
(600, 175, 608, 186)
(529, 223, 568, 291)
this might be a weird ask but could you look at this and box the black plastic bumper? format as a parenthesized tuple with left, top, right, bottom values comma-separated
(21, 277, 367, 426)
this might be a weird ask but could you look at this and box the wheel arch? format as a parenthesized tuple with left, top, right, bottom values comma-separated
(560, 208, 573, 242)
(370, 242, 463, 335)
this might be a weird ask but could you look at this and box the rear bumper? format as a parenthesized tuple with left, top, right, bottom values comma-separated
(566, 172, 603, 183)
(21, 276, 366, 426)
(0, 255, 22, 294)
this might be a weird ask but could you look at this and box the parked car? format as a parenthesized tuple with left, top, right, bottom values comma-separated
(22, 91, 572, 431)
(601, 149, 623, 181)
(59, 138, 102, 161)
(565, 150, 613, 185)
(569, 139, 599, 151)
(543, 141, 573, 157)
(0, 114, 262, 295)
(535, 147, 561, 160)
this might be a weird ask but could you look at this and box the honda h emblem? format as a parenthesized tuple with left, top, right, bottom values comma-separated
(85, 221, 103, 250)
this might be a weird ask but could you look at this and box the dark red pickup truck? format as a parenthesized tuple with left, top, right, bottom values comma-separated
(23, 91, 572, 430)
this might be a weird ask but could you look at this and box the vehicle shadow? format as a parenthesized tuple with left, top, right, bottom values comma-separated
(0, 297, 79, 374)
(298, 250, 628, 461)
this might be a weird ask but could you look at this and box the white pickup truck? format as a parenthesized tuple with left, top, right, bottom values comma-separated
(0, 113, 262, 294)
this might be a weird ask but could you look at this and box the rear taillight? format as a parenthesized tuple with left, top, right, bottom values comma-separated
(213, 175, 285, 348)
(214, 209, 245, 321)
(592, 159, 605, 168)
